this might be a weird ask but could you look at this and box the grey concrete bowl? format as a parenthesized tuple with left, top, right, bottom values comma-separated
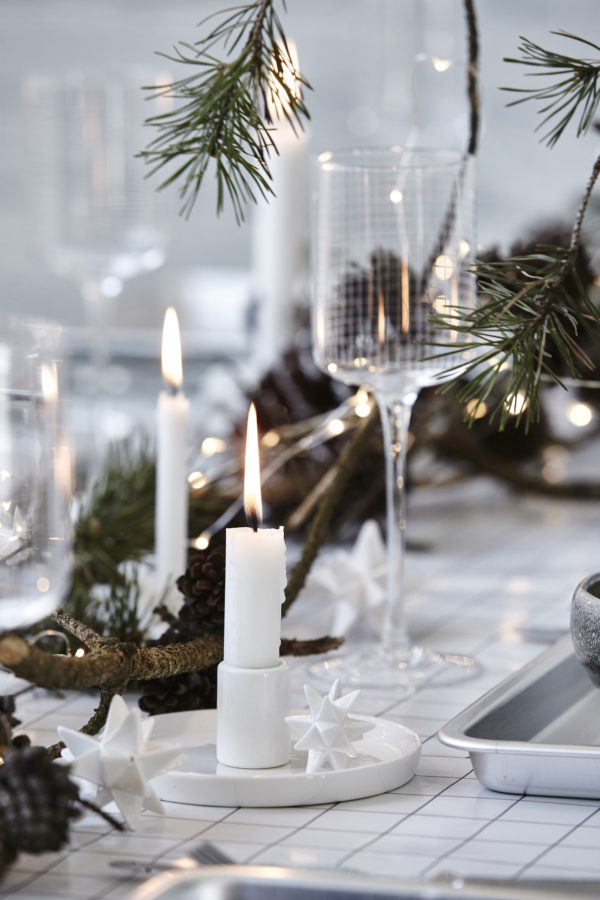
(571, 573, 600, 686)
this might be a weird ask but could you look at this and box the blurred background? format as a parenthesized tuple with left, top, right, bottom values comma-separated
(1, 0, 599, 452)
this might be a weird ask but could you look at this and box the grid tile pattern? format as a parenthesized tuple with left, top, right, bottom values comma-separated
(2, 474, 600, 898)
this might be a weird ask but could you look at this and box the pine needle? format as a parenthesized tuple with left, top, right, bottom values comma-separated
(502, 31, 600, 146)
(139, 0, 311, 222)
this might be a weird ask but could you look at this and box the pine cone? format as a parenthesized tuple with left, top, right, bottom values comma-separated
(248, 342, 350, 432)
(139, 665, 218, 715)
(139, 543, 226, 716)
(0, 697, 20, 730)
(174, 544, 226, 637)
(0, 745, 80, 854)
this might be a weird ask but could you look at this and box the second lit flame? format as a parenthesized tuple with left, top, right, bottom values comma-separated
(269, 40, 301, 119)
(244, 403, 262, 531)
(161, 307, 183, 391)
(41, 362, 58, 403)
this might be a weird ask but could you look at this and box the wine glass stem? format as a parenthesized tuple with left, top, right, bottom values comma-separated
(377, 389, 418, 659)
(82, 282, 118, 381)
(81, 281, 119, 493)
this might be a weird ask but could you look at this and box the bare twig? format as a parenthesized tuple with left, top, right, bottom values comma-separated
(464, 0, 480, 156)
(281, 635, 344, 657)
(52, 610, 106, 649)
(283, 408, 379, 615)
(567, 153, 600, 265)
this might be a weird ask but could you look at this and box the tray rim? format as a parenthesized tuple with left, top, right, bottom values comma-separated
(438, 633, 600, 760)
(129, 863, 600, 900)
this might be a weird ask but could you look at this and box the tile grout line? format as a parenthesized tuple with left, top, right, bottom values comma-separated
(417, 788, 524, 878)
(514, 806, 600, 880)
(242, 805, 337, 865)
(333, 770, 476, 870)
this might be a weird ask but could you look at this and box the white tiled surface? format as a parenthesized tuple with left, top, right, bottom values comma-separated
(3, 475, 600, 898)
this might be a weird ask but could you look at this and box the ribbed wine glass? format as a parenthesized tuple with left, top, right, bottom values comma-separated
(311, 146, 476, 691)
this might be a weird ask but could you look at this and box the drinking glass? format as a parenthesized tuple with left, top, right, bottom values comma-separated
(23, 70, 170, 483)
(311, 146, 476, 691)
(0, 317, 73, 632)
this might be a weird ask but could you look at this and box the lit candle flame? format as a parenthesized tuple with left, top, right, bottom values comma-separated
(41, 362, 58, 403)
(269, 40, 301, 119)
(161, 307, 183, 391)
(244, 403, 262, 531)
(401, 260, 410, 334)
(377, 290, 386, 346)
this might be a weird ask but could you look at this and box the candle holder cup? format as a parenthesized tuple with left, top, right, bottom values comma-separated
(216, 660, 291, 769)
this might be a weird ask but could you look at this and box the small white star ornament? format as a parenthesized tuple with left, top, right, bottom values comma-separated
(59, 695, 184, 829)
(286, 679, 374, 774)
(298, 520, 387, 637)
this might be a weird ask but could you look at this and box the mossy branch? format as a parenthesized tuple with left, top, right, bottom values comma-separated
(0, 632, 224, 694)
(1, 607, 342, 756)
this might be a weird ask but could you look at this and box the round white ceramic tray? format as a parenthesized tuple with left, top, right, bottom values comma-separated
(151, 709, 421, 807)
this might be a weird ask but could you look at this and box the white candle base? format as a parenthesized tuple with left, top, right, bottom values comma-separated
(151, 709, 422, 807)
(216, 660, 291, 769)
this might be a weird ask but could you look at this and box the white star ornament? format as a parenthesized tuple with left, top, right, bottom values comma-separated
(59, 694, 184, 829)
(300, 519, 387, 637)
(286, 679, 374, 774)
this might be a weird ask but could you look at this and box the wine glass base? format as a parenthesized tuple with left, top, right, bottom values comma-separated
(307, 644, 478, 696)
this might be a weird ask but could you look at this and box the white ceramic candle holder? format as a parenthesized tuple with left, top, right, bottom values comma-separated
(216, 659, 291, 769)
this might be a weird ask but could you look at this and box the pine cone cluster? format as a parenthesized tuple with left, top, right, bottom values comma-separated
(139, 543, 226, 716)
(0, 742, 80, 856)
(0, 697, 20, 730)
(173, 544, 226, 638)
(139, 666, 218, 715)
(248, 342, 350, 433)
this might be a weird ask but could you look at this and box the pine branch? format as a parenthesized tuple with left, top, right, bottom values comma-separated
(432, 427, 600, 499)
(433, 262, 597, 429)
(431, 24, 600, 430)
(502, 31, 600, 146)
(67, 445, 157, 640)
(433, 151, 600, 430)
(140, 0, 311, 221)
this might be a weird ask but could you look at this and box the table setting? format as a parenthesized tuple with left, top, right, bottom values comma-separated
(3, 1, 600, 899)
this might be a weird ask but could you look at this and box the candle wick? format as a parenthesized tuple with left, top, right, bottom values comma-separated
(166, 382, 179, 397)
(249, 511, 258, 533)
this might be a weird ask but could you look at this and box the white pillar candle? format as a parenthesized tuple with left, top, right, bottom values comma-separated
(155, 307, 189, 613)
(224, 526, 286, 668)
(223, 403, 286, 668)
(251, 40, 309, 371)
(217, 403, 290, 769)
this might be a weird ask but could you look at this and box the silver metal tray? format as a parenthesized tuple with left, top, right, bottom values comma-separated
(129, 864, 600, 900)
(438, 634, 600, 798)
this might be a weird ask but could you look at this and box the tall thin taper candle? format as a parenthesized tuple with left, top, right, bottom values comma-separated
(156, 307, 189, 614)
(251, 40, 309, 371)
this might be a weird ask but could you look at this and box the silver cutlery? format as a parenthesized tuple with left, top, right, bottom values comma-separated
(110, 841, 234, 878)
